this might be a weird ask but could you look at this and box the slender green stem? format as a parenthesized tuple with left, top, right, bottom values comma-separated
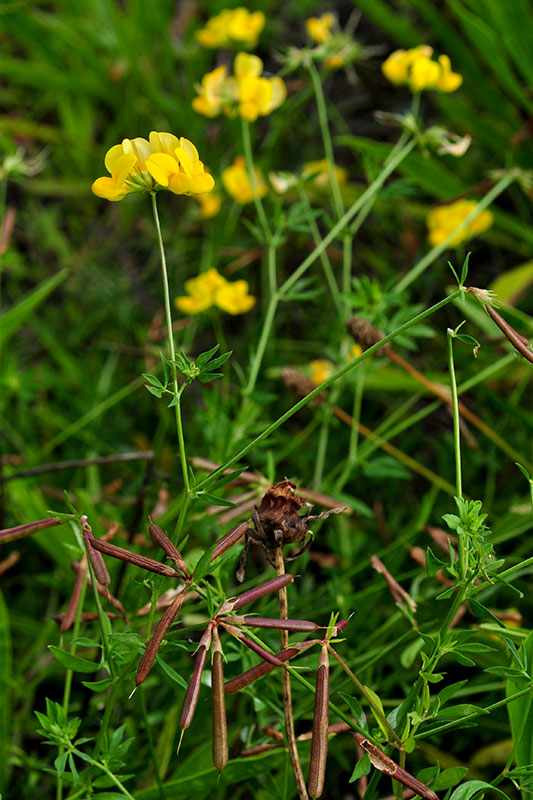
(342, 234, 353, 300)
(241, 118, 271, 242)
(57, 574, 88, 800)
(415, 687, 531, 739)
(151, 193, 189, 498)
(281, 140, 416, 296)
(472, 555, 533, 595)
(72, 748, 135, 799)
(296, 183, 343, 314)
(396, 172, 515, 292)
(307, 60, 344, 221)
(447, 330, 462, 500)
(244, 243, 278, 397)
(195, 288, 463, 492)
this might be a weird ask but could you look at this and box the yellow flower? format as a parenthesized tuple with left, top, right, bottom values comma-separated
(192, 65, 230, 118)
(193, 53, 285, 122)
(92, 132, 214, 201)
(435, 54, 463, 93)
(302, 158, 348, 188)
(310, 359, 334, 385)
(306, 13, 335, 44)
(145, 138, 215, 195)
(92, 136, 153, 201)
(196, 192, 221, 218)
(426, 199, 493, 247)
(214, 279, 256, 314)
(196, 8, 265, 49)
(382, 45, 462, 93)
(222, 156, 267, 204)
(324, 53, 344, 70)
(175, 268, 255, 315)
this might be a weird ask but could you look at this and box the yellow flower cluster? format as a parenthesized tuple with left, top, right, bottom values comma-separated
(222, 156, 267, 204)
(382, 46, 462, 93)
(196, 8, 265, 49)
(92, 132, 214, 202)
(175, 268, 255, 315)
(193, 53, 286, 122)
(426, 200, 493, 247)
(196, 192, 222, 218)
(306, 13, 335, 44)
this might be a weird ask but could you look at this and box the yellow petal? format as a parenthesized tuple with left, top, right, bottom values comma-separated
(91, 176, 125, 201)
(113, 153, 138, 184)
(145, 152, 179, 186)
(175, 294, 213, 314)
(191, 172, 215, 194)
(234, 52, 263, 79)
(168, 172, 193, 194)
(149, 131, 181, 154)
(104, 144, 127, 174)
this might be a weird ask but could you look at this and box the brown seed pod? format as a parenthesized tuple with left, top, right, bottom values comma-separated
(221, 622, 284, 667)
(211, 520, 249, 561)
(148, 521, 189, 577)
(353, 732, 439, 800)
(222, 615, 319, 632)
(179, 624, 213, 739)
(219, 573, 293, 613)
(89, 536, 182, 578)
(135, 588, 187, 687)
(61, 561, 87, 632)
(308, 642, 330, 799)
(0, 516, 64, 544)
(81, 517, 111, 586)
(211, 626, 228, 773)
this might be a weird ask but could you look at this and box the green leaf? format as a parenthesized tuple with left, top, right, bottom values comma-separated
(157, 658, 188, 689)
(448, 779, 510, 800)
(338, 692, 367, 730)
(196, 344, 219, 367)
(201, 492, 237, 508)
(433, 767, 469, 791)
(48, 645, 101, 673)
(426, 546, 445, 577)
(192, 542, 218, 582)
(436, 586, 456, 600)
(436, 680, 469, 708)
(469, 600, 505, 627)
(453, 652, 476, 667)
(0, 268, 68, 349)
(145, 385, 163, 398)
(81, 678, 114, 692)
(349, 752, 371, 782)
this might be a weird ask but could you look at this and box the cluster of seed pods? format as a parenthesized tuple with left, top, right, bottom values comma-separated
(0, 515, 439, 799)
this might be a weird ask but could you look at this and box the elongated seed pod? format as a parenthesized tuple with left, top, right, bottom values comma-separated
(220, 574, 293, 613)
(72, 562, 128, 620)
(221, 623, 284, 667)
(211, 520, 248, 562)
(222, 616, 319, 632)
(61, 561, 87, 632)
(353, 732, 439, 800)
(308, 642, 329, 799)
(211, 626, 228, 773)
(89, 537, 181, 578)
(149, 522, 188, 577)
(81, 518, 111, 586)
(224, 641, 315, 694)
(179, 624, 213, 732)
(0, 516, 63, 544)
(135, 588, 187, 687)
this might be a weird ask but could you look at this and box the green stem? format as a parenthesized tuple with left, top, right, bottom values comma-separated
(307, 60, 344, 222)
(396, 172, 515, 292)
(447, 330, 463, 501)
(415, 687, 531, 739)
(281, 139, 416, 296)
(140, 689, 165, 798)
(342, 235, 353, 303)
(151, 193, 189, 499)
(195, 288, 463, 492)
(241, 118, 271, 242)
(244, 242, 278, 398)
(297, 183, 343, 314)
(72, 748, 135, 799)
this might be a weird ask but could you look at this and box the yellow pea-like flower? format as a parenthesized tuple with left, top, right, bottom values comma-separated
(92, 132, 214, 201)
(426, 200, 493, 247)
(306, 13, 335, 44)
(196, 8, 265, 49)
(310, 360, 334, 385)
(175, 268, 255, 316)
(382, 45, 462, 94)
(222, 156, 267, 205)
(302, 159, 348, 188)
(196, 192, 222, 218)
